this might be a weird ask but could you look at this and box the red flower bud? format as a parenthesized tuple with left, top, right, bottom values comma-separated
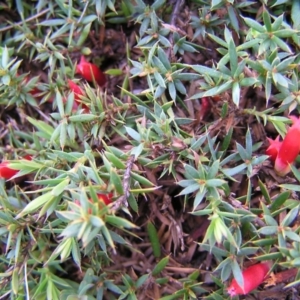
(0, 156, 32, 180)
(76, 56, 106, 87)
(29, 87, 42, 98)
(199, 97, 211, 120)
(227, 262, 271, 296)
(274, 116, 300, 176)
(20, 74, 43, 100)
(97, 193, 113, 205)
(23, 155, 33, 160)
(74, 193, 113, 214)
(266, 136, 281, 162)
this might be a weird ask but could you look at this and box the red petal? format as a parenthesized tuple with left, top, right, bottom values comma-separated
(68, 80, 84, 99)
(76, 56, 106, 87)
(67, 80, 89, 112)
(266, 136, 281, 162)
(97, 193, 113, 205)
(0, 162, 18, 180)
(227, 262, 271, 296)
(289, 116, 300, 130)
(23, 155, 32, 161)
(275, 127, 300, 176)
(199, 97, 211, 120)
(0, 155, 32, 180)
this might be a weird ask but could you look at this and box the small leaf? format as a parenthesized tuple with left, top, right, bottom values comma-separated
(51, 178, 70, 196)
(69, 115, 96, 122)
(231, 260, 244, 290)
(243, 17, 265, 33)
(206, 179, 226, 187)
(258, 226, 278, 235)
(2, 46, 9, 68)
(184, 164, 201, 179)
(147, 221, 161, 258)
(152, 256, 169, 276)
(191, 65, 231, 79)
(105, 152, 126, 169)
(125, 126, 141, 142)
(263, 8, 273, 32)
(16, 192, 54, 218)
(12, 267, 19, 295)
(232, 81, 240, 106)
(258, 179, 271, 204)
(284, 230, 300, 242)
(157, 47, 171, 70)
(110, 168, 124, 195)
(281, 206, 299, 227)
(227, 5, 239, 33)
(280, 184, 300, 192)
(105, 215, 138, 229)
(269, 191, 290, 212)
(292, 0, 300, 28)
(168, 81, 176, 100)
(178, 183, 200, 196)
(40, 19, 66, 26)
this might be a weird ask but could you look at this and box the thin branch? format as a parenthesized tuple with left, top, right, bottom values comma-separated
(111, 155, 135, 211)
(170, 0, 184, 27)
(166, 0, 185, 59)
(0, 8, 50, 33)
(229, 196, 266, 227)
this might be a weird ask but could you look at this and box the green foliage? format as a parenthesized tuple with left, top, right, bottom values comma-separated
(1, 0, 300, 298)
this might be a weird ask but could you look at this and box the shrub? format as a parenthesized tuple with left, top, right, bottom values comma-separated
(0, 0, 300, 299)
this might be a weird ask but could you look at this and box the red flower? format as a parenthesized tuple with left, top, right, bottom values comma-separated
(274, 116, 300, 176)
(19, 74, 43, 101)
(199, 97, 211, 120)
(76, 56, 106, 87)
(0, 155, 32, 180)
(0, 161, 18, 180)
(74, 193, 113, 214)
(266, 136, 281, 162)
(67, 79, 89, 111)
(68, 79, 84, 98)
(227, 262, 271, 296)
(29, 87, 42, 99)
(96, 193, 113, 205)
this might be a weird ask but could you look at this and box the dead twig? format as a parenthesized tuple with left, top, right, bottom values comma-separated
(170, 0, 185, 27)
(0, 8, 50, 33)
(166, 0, 185, 59)
(111, 154, 135, 210)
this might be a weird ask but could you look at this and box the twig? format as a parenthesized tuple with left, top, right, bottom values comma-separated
(167, 214, 185, 252)
(111, 155, 135, 210)
(170, 0, 184, 27)
(166, 0, 185, 59)
(0, 8, 50, 33)
(229, 196, 266, 227)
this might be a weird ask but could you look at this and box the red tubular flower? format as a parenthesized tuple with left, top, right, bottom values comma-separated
(274, 116, 300, 176)
(227, 262, 271, 297)
(67, 79, 89, 111)
(0, 156, 32, 180)
(0, 162, 18, 180)
(76, 56, 106, 87)
(266, 136, 281, 162)
(68, 79, 84, 99)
